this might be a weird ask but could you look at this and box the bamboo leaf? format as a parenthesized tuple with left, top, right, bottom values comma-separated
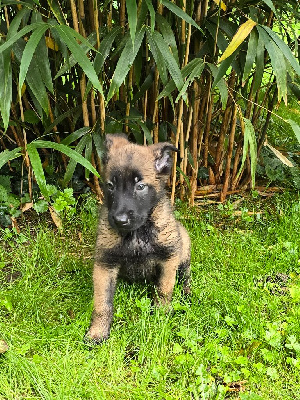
(32, 140, 100, 178)
(84, 134, 93, 180)
(158, 58, 200, 99)
(145, 0, 155, 32)
(258, 26, 287, 104)
(287, 119, 300, 144)
(175, 60, 205, 102)
(19, 24, 49, 94)
(46, 0, 66, 25)
(147, 30, 168, 85)
(0, 46, 12, 131)
(26, 143, 49, 199)
(242, 29, 258, 85)
(136, 120, 153, 144)
(53, 25, 103, 96)
(262, 26, 300, 76)
(0, 148, 22, 170)
(84, 28, 121, 97)
(107, 27, 145, 102)
(150, 30, 184, 92)
(126, 0, 137, 44)
(252, 35, 265, 94)
(61, 127, 91, 146)
(209, 63, 228, 109)
(0, 22, 45, 55)
(156, 14, 179, 66)
(237, 118, 257, 189)
(212, 0, 226, 11)
(55, 32, 97, 79)
(63, 134, 92, 185)
(218, 19, 257, 63)
(160, 0, 203, 33)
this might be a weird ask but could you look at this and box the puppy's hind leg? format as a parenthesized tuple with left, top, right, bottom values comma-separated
(177, 258, 191, 295)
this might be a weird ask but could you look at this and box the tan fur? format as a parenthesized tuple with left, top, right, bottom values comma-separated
(85, 135, 191, 343)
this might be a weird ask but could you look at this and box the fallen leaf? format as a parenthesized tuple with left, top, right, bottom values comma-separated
(0, 340, 9, 354)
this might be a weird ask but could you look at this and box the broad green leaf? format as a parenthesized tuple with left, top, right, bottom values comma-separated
(262, 26, 300, 76)
(107, 27, 145, 102)
(6, 7, 31, 41)
(53, 25, 103, 96)
(63, 134, 92, 185)
(218, 19, 257, 63)
(0, 148, 22, 170)
(150, 30, 184, 92)
(19, 24, 49, 94)
(242, 29, 258, 85)
(176, 59, 204, 102)
(258, 26, 287, 104)
(126, 0, 137, 44)
(32, 140, 100, 178)
(61, 127, 91, 146)
(237, 118, 257, 189)
(287, 119, 300, 144)
(0, 47, 12, 131)
(27, 143, 49, 200)
(145, 0, 155, 32)
(156, 14, 179, 66)
(252, 35, 265, 94)
(136, 120, 153, 144)
(262, 0, 277, 17)
(160, 0, 203, 33)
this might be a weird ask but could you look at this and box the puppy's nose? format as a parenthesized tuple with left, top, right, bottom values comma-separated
(113, 214, 129, 227)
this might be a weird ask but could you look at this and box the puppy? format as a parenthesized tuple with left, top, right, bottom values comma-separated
(86, 134, 191, 343)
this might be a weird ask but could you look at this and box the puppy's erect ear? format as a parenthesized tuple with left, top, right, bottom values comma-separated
(102, 133, 129, 164)
(151, 142, 178, 175)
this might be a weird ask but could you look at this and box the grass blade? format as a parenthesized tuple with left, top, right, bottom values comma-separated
(61, 127, 91, 146)
(175, 59, 204, 102)
(136, 120, 153, 144)
(237, 117, 257, 189)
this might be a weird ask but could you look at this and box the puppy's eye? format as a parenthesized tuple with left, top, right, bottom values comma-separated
(106, 181, 114, 190)
(136, 183, 146, 191)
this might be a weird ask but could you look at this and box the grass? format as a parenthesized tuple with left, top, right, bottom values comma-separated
(0, 193, 300, 399)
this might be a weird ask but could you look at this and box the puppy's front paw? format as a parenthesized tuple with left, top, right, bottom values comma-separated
(84, 325, 109, 345)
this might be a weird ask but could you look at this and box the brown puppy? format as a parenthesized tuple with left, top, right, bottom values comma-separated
(86, 134, 191, 343)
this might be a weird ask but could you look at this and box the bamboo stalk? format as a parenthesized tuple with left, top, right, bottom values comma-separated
(171, 98, 184, 205)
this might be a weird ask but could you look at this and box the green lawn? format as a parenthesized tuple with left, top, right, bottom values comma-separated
(0, 194, 300, 399)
